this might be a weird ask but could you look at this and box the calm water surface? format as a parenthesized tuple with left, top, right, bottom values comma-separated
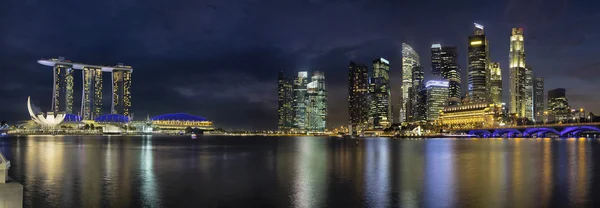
(1, 136, 599, 207)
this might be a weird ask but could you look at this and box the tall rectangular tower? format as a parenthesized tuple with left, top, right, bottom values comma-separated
(306, 71, 327, 133)
(82, 67, 103, 120)
(111, 70, 132, 116)
(410, 66, 426, 122)
(401, 44, 419, 123)
(509, 28, 532, 120)
(293, 71, 309, 132)
(467, 23, 489, 104)
(426, 80, 449, 121)
(348, 62, 369, 133)
(277, 71, 294, 132)
(440, 46, 461, 106)
(533, 77, 544, 122)
(52, 63, 74, 114)
(489, 62, 503, 104)
(369, 58, 391, 129)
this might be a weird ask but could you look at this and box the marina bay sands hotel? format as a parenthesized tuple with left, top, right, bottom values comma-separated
(38, 57, 132, 120)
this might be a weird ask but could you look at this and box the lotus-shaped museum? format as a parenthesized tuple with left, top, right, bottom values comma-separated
(27, 96, 66, 127)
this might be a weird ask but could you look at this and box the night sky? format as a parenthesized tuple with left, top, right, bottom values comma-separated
(1, 0, 599, 130)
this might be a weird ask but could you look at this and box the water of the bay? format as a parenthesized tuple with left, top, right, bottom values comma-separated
(0, 135, 599, 207)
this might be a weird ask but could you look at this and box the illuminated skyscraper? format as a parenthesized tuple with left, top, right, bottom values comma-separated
(401, 43, 419, 123)
(348, 62, 369, 133)
(467, 23, 489, 103)
(509, 28, 533, 120)
(431, 44, 442, 77)
(410, 66, 426, 122)
(489, 62, 502, 104)
(293, 71, 309, 132)
(51, 59, 74, 114)
(112, 67, 132, 116)
(82, 67, 103, 120)
(306, 71, 327, 133)
(369, 58, 391, 129)
(426, 80, 449, 122)
(533, 77, 544, 122)
(277, 71, 294, 132)
(548, 88, 569, 122)
(440, 46, 461, 106)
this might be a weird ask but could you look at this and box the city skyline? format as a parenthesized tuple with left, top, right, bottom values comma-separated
(1, 1, 600, 130)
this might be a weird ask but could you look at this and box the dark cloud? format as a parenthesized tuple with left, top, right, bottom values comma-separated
(1, 0, 600, 130)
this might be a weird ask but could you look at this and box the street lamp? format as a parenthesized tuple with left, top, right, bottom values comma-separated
(544, 111, 548, 125)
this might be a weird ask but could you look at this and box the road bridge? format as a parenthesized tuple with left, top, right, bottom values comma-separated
(452, 123, 600, 137)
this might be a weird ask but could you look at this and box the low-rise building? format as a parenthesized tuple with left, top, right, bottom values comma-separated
(439, 103, 503, 130)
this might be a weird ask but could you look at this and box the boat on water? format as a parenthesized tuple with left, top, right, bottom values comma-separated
(191, 134, 197, 139)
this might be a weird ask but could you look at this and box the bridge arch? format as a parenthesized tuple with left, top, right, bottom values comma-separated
(493, 129, 521, 137)
(561, 126, 600, 136)
(469, 130, 492, 137)
(524, 127, 560, 137)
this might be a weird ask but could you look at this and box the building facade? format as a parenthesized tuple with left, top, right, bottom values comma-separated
(509, 28, 533, 120)
(277, 71, 294, 132)
(548, 88, 570, 122)
(369, 58, 391, 129)
(533, 77, 544, 122)
(306, 71, 327, 132)
(401, 44, 419, 123)
(467, 23, 490, 104)
(439, 103, 503, 130)
(426, 80, 449, 122)
(348, 62, 369, 133)
(489, 62, 502, 104)
(38, 58, 133, 120)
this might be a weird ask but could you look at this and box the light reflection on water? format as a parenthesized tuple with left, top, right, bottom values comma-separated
(0, 136, 598, 207)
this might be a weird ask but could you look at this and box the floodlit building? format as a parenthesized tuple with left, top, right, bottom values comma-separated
(439, 103, 503, 129)
(277, 71, 294, 132)
(426, 80, 449, 122)
(151, 113, 214, 131)
(38, 57, 133, 120)
(27, 96, 65, 128)
(489, 62, 502, 104)
(348, 62, 369, 133)
(306, 71, 327, 133)
(402, 44, 420, 122)
(369, 58, 391, 129)
(509, 28, 533, 120)
(468, 23, 490, 104)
